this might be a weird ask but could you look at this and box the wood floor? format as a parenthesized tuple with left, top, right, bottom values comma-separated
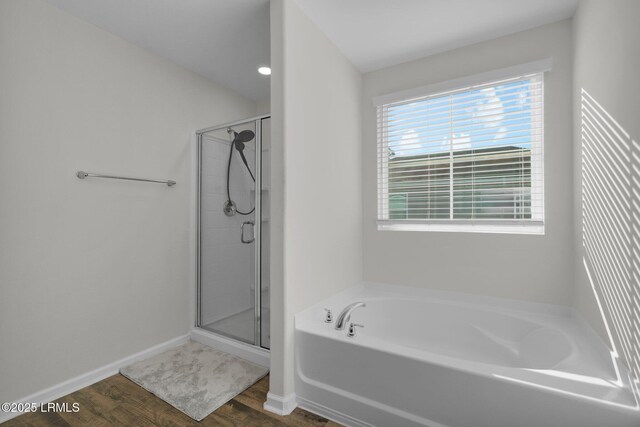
(3, 375, 341, 427)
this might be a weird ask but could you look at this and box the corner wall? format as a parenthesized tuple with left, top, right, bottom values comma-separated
(269, 0, 363, 402)
(572, 0, 640, 384)
(362, 20, 574, 305)
(0, 0, 256, 403)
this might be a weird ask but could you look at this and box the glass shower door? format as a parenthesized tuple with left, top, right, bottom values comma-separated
(198, 120, 259, 345)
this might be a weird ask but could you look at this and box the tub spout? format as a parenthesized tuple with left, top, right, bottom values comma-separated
(335, 301, 366, 330)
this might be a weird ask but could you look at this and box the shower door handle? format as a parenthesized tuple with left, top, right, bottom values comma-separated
(241, 221, 255, 244)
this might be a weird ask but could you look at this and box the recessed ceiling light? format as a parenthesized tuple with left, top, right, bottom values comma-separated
(258, 66, 271, 76)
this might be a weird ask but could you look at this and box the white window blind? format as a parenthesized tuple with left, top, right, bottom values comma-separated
(376, 71, 544, 234)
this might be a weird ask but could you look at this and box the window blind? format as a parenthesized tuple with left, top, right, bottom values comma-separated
(376, 72, 544, 233)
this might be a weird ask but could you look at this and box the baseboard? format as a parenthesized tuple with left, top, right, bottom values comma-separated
(190, 328, 270, 368)
(0, 334, 190, 424)
(263, 392, 297, 415)
(297, 396, 373, 427)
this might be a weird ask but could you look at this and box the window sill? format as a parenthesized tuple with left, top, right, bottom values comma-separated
(377, 220, 545, 235)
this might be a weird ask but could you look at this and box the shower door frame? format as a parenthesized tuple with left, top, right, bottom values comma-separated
(195, 114, 269, 349)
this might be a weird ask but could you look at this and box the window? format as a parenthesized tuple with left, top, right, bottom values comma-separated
(375, 62, 547, 234)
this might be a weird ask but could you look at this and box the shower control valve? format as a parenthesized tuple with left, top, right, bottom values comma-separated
(323, 308, 333, 323)
(347, 323, 364, 338)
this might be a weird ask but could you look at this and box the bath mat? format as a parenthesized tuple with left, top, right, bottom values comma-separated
(120, 340, 268, 421)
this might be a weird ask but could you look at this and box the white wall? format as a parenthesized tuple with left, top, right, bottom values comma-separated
(269, 0, 363, 400)
(362, 21, 574, 305)
(256, 99, 271, 116)
(0, 0, 256, 403)
(572, 0, 640, 384)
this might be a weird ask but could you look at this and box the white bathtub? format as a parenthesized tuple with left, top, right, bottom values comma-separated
(295, 283, 640, 427)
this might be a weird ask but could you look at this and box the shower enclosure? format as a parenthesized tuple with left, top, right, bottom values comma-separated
(196, 115, 270, 349)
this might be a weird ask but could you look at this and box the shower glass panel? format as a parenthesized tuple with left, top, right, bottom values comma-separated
(197, 116, 270, 349)
(260, 117, 271, 349)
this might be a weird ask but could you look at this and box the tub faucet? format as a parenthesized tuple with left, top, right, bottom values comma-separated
(335, 301, 366, 330)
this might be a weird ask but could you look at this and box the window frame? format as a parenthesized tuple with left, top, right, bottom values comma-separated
(374, 60, 551, 235)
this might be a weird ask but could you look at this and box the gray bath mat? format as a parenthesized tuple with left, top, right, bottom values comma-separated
(120, 340, 268, 421)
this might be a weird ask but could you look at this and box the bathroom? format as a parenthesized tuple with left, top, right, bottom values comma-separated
(1, 0, 639, 426)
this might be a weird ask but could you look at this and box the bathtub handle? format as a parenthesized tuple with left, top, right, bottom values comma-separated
(347, 323, 364, 337)
(324, 308, 333, 323)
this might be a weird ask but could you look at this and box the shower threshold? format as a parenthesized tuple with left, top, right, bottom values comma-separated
(202, 307, 270, 349)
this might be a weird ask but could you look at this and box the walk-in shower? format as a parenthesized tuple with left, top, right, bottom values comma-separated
(196, 115, 270, 350)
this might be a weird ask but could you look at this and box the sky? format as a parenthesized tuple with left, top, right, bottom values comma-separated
(385, 77, 538, 157)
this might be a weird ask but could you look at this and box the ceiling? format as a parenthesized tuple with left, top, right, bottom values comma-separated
(45, 0, 578, 102)
(295, 0, 578, 72)
(46, 0, 271, 101)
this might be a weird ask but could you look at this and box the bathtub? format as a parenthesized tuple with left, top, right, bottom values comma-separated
(295, 283, 640, 427)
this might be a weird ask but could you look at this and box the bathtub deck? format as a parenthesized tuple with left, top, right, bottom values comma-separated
(3, 374, 342, 427)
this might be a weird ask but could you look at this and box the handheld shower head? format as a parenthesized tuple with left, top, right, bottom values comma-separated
(226, 128, 256, 183)
(232, 130, 255, 152)
(223, 127, 257, 217)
